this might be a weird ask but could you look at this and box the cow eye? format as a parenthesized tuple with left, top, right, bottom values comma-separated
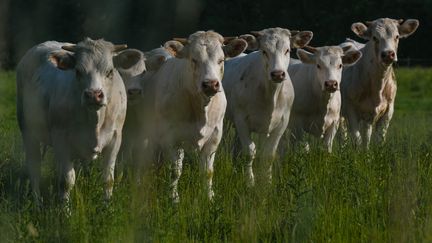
(285, 49, 290, 55)
(106, 69, 114, 78)
(395, 35, 399, 40)
(317, 64, 321, 69)
(262, 50, 268, 57)
(192, 59, 198, 65)
(218, 59, 224, 65)
(339, 64, 343, 69)
(373, 36, 379, 43)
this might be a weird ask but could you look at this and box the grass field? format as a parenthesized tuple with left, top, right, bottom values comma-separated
(1, 68, 432, 242)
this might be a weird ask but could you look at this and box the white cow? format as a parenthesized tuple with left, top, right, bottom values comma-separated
(140, 31, 247, 201)
(288, 45, 362, 152)
(223, 27, 313, 185)
(16, 38, 138, 204)
(117, 47, 172, 173)
(341, 18, 419, 148)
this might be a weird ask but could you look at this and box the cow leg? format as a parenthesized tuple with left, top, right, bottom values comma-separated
(101, 131, 122, 200)
(133, 138, 154, 183)
(116, 133, 132, 181)
(360, 121, 373, 150)
(338, 117, 349, 148)
(374, 103, 394, 144)
(323, 120, 339, 153)
(52, 131, 74, 203)
(345, 109, 362, 146)
(290, 127, 309, 153)
(164, 147, 184, 203)
(24, 135, 42, 204)
(260, 120, 288, 183)
(233, 116, 256, 186)
(200, 125, 223, 200)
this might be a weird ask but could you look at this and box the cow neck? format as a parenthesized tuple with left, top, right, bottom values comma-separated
(84, 105, 106, 146)
(314, 84, 333, 116)
(362, 42, 394, 101)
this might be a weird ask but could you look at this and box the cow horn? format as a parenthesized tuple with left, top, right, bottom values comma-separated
(303, 45, 317, 53)
(223, 36, 237, 44)
(173, 38, 188, 45)
(290, 30, 300, 36)
(397, 19, 404, 24)
(365, 21, 373, 26)
(61, 44, 77, 52)
(113, 44, 128, 52)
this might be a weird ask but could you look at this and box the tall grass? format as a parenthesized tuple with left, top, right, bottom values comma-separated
(0, 68, 431, 242)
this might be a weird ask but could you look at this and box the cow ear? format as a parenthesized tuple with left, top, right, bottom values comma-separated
(113, 49, 144, 70)
(398, 19, 419, 38)
(342, 50, 362, 66)
(351, 22, 371, 40)
(145, 55, 168, 71)
(164, 40, 187, 58)
(239, 34, 259, 51)
(291, 31, 313, 48)
(297, 49, 316, 64)
(223, 39, 248, 58)
(48, 51, 75, 70)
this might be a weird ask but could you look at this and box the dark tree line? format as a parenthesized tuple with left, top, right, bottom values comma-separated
(0, 0, 431, 69)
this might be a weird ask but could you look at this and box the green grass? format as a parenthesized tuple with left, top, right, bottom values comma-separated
(1, 68, 432, 242)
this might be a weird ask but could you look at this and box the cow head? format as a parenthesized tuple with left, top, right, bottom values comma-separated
(351, 18, 419, 66)
(116, 49, 147, 105)
(116, 47, 172, 105)
(48, 38, 140, 109)
(297, 46, 362, 93)
(164, 31, 247, 98)
(240, 28, 313, 83)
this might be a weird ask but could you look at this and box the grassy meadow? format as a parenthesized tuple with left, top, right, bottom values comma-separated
(0, 68, 432, 242)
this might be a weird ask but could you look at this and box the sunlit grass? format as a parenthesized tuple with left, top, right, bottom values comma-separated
(0, 68, 431, 242)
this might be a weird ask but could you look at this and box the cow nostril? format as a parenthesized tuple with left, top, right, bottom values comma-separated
(389, 51, 395, 58)
(325, 81, 337, 89)
(95, 90, 104, 99)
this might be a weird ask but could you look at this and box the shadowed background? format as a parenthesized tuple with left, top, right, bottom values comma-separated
(0, 0, 431, 68)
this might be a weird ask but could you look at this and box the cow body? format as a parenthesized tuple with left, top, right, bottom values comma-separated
(17, 39, 133, 203)
(341, 18, 419, 148)
(223, 28, 313, 185)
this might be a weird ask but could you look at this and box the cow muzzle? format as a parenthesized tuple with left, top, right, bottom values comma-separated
(324, 80, 338, 93)
(381, 50, 397, 65)
(201, 79, 220, 97)
(83, 89, 106, 107)
(127, 88, 142, 104)
(270, 70, 286, 83)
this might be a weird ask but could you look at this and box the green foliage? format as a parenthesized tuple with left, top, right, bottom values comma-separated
(0, 68, 432, 242)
